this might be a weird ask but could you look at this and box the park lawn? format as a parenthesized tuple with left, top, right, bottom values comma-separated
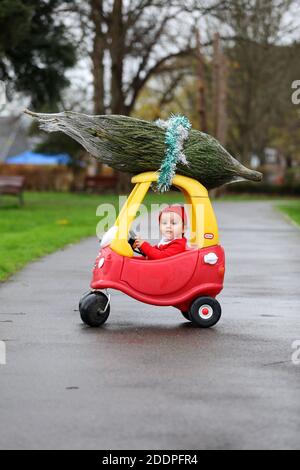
(1, 190, 288, 281)
(0, 190, 183, 281)
(276, 200, 300, 227)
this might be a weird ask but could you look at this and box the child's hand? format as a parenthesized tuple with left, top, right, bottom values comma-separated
(133, 237, 145, 249)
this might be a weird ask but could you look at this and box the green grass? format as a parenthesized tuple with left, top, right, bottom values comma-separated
(0, 190, 184, 281)
(1, 190, 298, 282)
(276, 200, 300, 227)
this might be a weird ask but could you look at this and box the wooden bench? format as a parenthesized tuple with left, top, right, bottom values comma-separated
(0, 176, 25, 205)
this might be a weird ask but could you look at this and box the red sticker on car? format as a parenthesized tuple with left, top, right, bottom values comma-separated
(204, 233, 214, 239)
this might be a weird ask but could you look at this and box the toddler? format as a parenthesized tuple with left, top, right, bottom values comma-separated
(133, 204, 187, 260)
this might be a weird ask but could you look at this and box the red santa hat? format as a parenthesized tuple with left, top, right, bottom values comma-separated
(158, 204, 187, 228)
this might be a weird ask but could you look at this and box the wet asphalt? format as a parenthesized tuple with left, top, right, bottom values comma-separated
(0, 201, 299, 450)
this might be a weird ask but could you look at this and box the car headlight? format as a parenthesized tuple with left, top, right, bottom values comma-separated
(204, 252, 218, 265)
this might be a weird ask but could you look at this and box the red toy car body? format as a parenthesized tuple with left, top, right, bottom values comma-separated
(79, 171, 226, 328)
(91, 244, 225, 313)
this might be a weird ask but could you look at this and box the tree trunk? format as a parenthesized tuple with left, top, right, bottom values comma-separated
(195, 28, 207, 133)
(109, 0, 126, 115)
(109, 0, 132, 193)
(211, 33, 229, 198)
(90, 0, 107, 177)
(213, 32, 228, 146)
(90, 0, 105, 115)
(217, 52, 228, 145)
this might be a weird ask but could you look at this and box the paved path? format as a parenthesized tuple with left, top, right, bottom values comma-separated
(0, 201, 299, 450)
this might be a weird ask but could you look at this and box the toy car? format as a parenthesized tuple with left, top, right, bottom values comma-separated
(79, 171, 225, 328)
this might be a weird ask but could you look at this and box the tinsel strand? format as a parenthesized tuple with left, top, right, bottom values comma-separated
(155, 114, 192, 192)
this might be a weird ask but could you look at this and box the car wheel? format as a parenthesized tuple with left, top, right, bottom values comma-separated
(79, 291, 110, 327)
(189, 296, 221, 328)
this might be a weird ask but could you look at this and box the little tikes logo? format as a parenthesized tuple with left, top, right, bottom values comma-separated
(204, 233, 214, 239)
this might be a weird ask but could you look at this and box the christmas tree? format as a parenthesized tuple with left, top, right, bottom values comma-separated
(24, 110, 262, 192)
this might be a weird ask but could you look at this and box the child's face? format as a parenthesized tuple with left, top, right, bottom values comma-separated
(159, 212, 183, 240)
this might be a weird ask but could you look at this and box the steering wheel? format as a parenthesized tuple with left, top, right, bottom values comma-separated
(128, 230, 146, 257)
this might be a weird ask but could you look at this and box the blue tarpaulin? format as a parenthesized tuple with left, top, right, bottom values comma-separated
(6, 151, 71, 165)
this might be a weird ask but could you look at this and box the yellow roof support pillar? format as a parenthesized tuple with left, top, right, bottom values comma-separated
(110, 171, 219, 257)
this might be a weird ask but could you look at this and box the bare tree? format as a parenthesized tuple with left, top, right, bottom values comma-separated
(105, 1, 229, 190)
(56, 0, 228, 191)
(212, 0, 300, 165)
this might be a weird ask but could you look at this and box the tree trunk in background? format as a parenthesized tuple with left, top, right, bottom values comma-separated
(90, 0, 106, 175)
(109, 0, 132, 193)
(90, 0, 105, 115)
(110, 0, 126, 115)
(213, 32, 228, 146)
(211, 33, 228, 198)
(195, 28, 207, 133)
(218, 53, 228, 145)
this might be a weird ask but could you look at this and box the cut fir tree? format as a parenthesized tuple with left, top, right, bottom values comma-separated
(24, 110, 262, 191)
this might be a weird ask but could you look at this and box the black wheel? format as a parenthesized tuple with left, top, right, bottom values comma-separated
(189, 296, 221, 328)
(79, 291, 110, 327)
(181, 311, 191, 321)
(79, 291, 92, 311)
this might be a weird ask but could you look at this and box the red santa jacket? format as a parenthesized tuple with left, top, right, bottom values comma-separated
(140, 237, 187, 260)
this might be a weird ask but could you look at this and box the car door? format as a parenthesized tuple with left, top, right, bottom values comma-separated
(121, 249, 199, 296)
